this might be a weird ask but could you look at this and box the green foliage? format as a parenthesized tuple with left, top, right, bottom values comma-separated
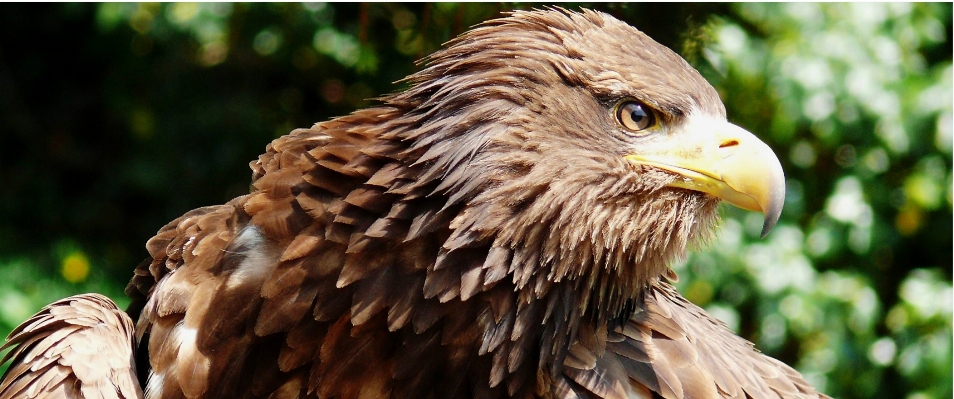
(678, 3, 952, 398)
(0, 4, 949, 397)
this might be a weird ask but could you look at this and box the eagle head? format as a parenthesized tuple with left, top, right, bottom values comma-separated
(374, 9, 785, 322)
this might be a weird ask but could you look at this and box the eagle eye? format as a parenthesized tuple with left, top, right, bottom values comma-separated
(615, 100, 656, 133)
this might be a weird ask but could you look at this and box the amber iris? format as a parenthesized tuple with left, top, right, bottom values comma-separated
(616, 100, 655, 132)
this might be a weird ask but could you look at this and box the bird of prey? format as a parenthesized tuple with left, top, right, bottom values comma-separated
(0, 8, 828, 399)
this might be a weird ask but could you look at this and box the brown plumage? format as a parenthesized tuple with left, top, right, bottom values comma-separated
(0, 294, 141, 399)
(1, 8, 828, 399)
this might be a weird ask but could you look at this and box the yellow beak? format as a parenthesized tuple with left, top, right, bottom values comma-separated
(625, 120, 785, 238)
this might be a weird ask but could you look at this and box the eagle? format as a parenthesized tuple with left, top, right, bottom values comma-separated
(0, 9, 828, 399)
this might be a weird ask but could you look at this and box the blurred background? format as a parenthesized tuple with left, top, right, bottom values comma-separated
(0, 3, 950, 398)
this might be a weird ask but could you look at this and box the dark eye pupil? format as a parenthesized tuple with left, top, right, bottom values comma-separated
(630, 108, 645, 122)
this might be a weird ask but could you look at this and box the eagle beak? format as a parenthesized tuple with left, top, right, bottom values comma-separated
(625, 121, 785, 238)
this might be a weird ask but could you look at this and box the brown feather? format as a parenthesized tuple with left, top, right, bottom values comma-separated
(0, 294, 142, 399)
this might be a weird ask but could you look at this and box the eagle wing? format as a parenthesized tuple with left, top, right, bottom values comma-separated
(557, 281, 831, 399)
(123, 121, 425, 398)
(0, 294, 142, 399)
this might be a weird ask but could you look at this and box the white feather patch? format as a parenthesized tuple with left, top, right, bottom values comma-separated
(225, 225, 279, 290)
(144, 371, 163, 399)
(174, 326, 198, 353)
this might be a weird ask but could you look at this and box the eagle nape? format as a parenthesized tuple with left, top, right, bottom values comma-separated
(1, 8, 827, 399)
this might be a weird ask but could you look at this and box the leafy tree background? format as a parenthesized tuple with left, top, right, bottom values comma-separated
(0, 4, 950, 398)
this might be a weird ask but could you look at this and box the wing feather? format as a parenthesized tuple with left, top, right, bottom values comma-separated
(0, 294, 142, 399)
(566, 281, 831, 399)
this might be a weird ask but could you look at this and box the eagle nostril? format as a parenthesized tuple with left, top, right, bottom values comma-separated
(719, 140, 739, 149)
